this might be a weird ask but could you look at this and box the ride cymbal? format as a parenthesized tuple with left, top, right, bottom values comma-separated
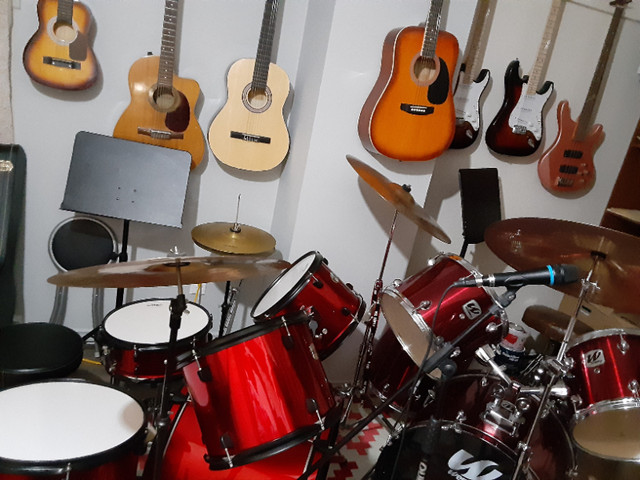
(47, 256, 291, 289)
(485, 217, 640, 313)
(192, 222, 276, 255)
(347, 155, 451, 244)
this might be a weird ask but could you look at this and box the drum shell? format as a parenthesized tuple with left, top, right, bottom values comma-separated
(179, 315, 336, 469)
(381, 254, 507, 369)
(251, 251, 365, 359)
(98, 299, 212, 381)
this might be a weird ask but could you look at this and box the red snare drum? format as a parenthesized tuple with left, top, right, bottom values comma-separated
(374, 374, 575, 479)
(178, 314, 338, 469)
(380, 254, 507, 373)
(147, 397, 324, 480)
(251, 251, 365, 359)
(566, 328, 640, 462)
(0, 381, 146, 480)
(98, 299, 212, 381)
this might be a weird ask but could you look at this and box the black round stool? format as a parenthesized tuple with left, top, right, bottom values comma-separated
(0, 323, 83, 388)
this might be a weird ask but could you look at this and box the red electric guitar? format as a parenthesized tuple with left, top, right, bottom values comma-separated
(485, 0, 563, 156)
(22, 0, 99, 90)
(358, 0, 459, 162)
(113, 0, 205, 170)
(537, 0, 629, 193)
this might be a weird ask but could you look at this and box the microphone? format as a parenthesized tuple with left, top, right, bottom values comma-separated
(453, 264, 580, 288)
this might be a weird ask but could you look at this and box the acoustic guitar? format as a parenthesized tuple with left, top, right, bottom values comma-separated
(537, 1, 629, 193)
(113, 0, 205, 170)
(22, 0, 98, 90)
(450, 0, 493, 149)
(208, 0, 290, 172)
(358, 0, 459, 162)
(485, 0, 562, 156)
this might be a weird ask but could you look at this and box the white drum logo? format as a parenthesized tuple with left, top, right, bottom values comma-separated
(584, 349, 605, 368)
(447, 449, 502, 480)
(462, 300, 482, 320)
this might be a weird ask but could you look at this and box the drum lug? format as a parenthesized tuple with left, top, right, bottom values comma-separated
(628, 379, 639, 398)
(64, 462, 71, 480)
(219, 433, 235, 468)
(618, 334, 630, 355)
(306, 398, 324, 429)
(192, 349, 212, 382)
(570, 394, 583, 413)
(133, 344, 139, 360)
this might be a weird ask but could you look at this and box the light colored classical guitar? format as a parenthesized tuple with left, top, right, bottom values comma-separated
(113, 0, 205, 170)
(537, 1, 629, 193)
(358, 0, 459, 162)
(485, 0, 562, 156)
(208, 0, 290, 172)
(22, 0, 98, 90)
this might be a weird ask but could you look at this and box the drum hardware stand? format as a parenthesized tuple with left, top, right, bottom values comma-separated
(299, 286, 518, 480)
(511, 259, 600, 480)
(342, 208, 400, 425)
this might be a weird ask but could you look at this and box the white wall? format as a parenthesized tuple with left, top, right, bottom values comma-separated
(8, 0, 640, 381)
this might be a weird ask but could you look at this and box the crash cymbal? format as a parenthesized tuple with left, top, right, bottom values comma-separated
(485, 217, 640, 313)
(522, 305, 593, 343)
(346, 155, 451, 244)
(47, 256, 291, 289)
(192, 222, 276, 255)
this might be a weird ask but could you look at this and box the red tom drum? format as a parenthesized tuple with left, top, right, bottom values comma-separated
(251, 251, 365, 359)
(178, 314, 338, 469)
(380, 253, 507, 374)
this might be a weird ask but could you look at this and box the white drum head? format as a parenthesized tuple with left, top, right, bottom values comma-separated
(104, 299, 210, 344)
(252, 252, 316, 317)
(0, 381, 145, 462)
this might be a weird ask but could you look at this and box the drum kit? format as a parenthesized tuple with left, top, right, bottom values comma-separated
(1, 156, 639, 479)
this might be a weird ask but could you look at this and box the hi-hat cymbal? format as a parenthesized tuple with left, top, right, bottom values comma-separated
(485, 217, 640, 313)
(346, 155, 451, 244)
(47, 256, 291, 289)
(192, 222, 276, 255)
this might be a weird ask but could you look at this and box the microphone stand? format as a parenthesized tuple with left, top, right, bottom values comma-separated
(299, 286, 518, 480)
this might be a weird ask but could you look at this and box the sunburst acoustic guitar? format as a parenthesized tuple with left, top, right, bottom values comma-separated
(113, 0, 205, 170)
(208, 0, 290, 172)
(357, 0, 459, 162)
(22, 0, 98, 90)
(537, 0, 629, 193)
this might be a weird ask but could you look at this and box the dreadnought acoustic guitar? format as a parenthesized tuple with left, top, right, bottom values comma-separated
(485, 0, 563, 156)
(208, 0, 290, 172)
(450, 0, 494, 149)
(22, 0, 98, 90)
(358, 0, 459, 162)
(113, 0, 205, 170)
(537, 0, 629, 193)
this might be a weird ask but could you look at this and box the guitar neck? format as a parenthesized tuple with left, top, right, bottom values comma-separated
(57, 0, 74, 25)
(459, 0, 492, 84)
(421, 0, 444, 58)
(526, 0, 563, 95)
(157, 0, 179, 91)
(252, 0, 279, 91)
(575, 4, 625, 141)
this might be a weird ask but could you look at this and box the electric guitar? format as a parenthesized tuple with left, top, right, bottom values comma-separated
(113, 0, 205, 170)
(537, 0, 629, 193)
(22, 0, 98, 90)
(485, 0, 562, 156)
(450, 0, 494, 149)
(208, 0, 290, 172)
(358, 0, 459, 162)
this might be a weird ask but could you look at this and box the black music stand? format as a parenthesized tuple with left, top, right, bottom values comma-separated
(61, 131, 191, 307)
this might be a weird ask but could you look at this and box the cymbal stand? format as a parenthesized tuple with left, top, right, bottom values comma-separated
(152, 259, 188, 480)
(511, 257, 600, 480)
(342, 209, 399, 424)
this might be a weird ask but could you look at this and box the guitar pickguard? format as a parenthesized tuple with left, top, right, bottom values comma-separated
(508, 87, 553, 141)
(454, 73, 489, 131)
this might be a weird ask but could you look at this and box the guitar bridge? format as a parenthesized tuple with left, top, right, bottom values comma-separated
(400, 104, 434, 116)
(43, 56, 81, 70)
(137, 128, 184, 140)
(556, 177, 575, 187)
(512, 125, 528, 135)
(230, 131, 271, 144)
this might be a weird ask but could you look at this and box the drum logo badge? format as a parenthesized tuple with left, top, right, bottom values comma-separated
(462, 300, 483, 320)
(447, 449, 503, 480)
(584, 349, 605, 368)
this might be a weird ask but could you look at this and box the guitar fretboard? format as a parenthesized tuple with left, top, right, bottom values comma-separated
(57, 0, 74, 25)
(158, 0, 179, 91)
(421, 0, 444, 59)
(526, 0, 563, 95)
(459, 0, 492, 84)
(252, 0, 280, 92)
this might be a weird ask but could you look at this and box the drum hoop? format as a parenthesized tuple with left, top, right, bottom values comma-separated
(0, 379, 146, 475)
(99, 299, 212, 351)
(250, 251, 323, 319)
(176, 312, 309, 369)
(440, 253, 505, 307)
(569, 327, 640, 349)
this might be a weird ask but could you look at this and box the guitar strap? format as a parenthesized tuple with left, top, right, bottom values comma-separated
(0, 0, 14, 144)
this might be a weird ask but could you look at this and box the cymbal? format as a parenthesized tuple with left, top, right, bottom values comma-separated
(192, 222, 276, 255)
(346, 155, 451, 244)
(522, 305, 592, 343)
(47, 256, 291, 289)
(485, 217, 640, 313)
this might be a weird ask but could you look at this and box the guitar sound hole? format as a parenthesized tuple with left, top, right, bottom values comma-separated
(413, 56, 438, 84)
(47, 17, 77, 46)
(150, 85, 179, 113)
(242, 84, 272, 114)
